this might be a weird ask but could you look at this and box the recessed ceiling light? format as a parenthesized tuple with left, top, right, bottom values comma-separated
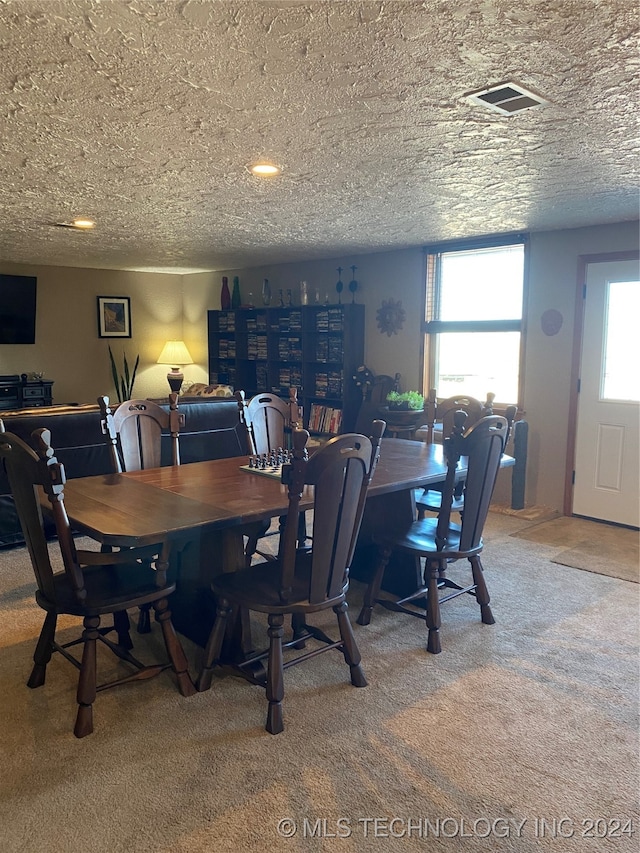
(55, 218, 96, 230)
(249, 162, 281, 177)
(70, 218, 96, 229)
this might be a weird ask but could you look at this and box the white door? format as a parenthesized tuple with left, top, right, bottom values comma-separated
(573, 259, 640, 526)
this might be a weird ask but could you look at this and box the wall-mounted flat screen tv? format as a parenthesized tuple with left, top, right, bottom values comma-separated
(0, 275, 37, 344)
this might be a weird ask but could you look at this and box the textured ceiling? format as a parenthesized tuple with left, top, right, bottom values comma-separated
(0, 0, 638, 273)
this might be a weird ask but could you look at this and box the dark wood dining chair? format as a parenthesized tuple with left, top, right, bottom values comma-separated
(354, 373, 396, 434)
(98, 392, 184, 631)
(238, 390, 289, 454)
(235, 389, 306, 565)
(417, 391, 493, 443)
(0, 427, 195, 737)
(98, 392, 183, 473)
(357, 412, 508, 654)
(197, 420, 385, 734)
(415, 392, 507, 518)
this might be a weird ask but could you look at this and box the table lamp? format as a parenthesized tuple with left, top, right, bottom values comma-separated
(157, 340, 194, 393)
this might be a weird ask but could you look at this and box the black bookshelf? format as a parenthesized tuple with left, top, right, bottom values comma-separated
(207, 304, 364, 434)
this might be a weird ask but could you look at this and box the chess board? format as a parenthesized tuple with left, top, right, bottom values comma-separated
(239, 462, 288, 481)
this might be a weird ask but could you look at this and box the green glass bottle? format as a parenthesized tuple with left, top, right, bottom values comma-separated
(231, 276, 242, 309)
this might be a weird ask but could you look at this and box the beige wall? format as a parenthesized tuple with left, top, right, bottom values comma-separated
(522, 222, 639, 509)
(1, 219, 638, 510)
(0, 263, 208, 402)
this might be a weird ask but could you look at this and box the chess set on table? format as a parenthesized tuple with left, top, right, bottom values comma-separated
(240, 447, 307, 480)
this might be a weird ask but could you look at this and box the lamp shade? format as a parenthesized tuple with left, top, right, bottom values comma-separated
(157, 340, 194, 366)
(157, 341, 194, 393)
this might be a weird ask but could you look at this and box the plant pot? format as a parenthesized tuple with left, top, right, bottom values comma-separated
(379, 406, 425, 425)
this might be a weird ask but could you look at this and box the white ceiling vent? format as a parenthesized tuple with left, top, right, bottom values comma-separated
(465, 82, 549, 115)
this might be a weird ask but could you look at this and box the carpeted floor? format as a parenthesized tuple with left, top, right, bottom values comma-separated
(510, 515, 639, 583)
(0, 512, 638, 852)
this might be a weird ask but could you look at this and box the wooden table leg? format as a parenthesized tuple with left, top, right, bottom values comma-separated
(220, 528, 255, 662)
(170, 525, 257, 664)
(351, 489, 422, 597)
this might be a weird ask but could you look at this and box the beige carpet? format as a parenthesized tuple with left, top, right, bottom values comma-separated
(511, 516, 639, 583)
(0, 512, 638, 852)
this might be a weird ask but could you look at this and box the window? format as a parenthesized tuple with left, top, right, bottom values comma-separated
(602, 278, 640, 402)
(423, 237, 526, 406)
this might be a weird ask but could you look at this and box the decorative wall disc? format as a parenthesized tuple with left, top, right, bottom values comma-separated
(376, 298, 406, 336)
(541, 308, 563, 336)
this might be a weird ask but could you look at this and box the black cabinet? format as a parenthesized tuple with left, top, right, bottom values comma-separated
(0, 376, 54, 410)
(207, 305, 364, 434)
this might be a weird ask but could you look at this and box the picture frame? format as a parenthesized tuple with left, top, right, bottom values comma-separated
(97, 296, 131, 338)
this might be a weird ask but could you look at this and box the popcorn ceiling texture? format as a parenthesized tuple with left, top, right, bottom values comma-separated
(0, 0, 637, 272)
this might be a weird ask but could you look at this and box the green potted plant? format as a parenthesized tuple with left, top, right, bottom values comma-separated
(109, 346, 139, 403)
(386, 390, 424, 411)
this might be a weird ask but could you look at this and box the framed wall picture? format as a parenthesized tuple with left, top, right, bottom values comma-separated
(97, 296, 131, 338)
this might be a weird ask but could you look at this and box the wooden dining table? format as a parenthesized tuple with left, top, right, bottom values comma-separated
(57, 438, 513, 652)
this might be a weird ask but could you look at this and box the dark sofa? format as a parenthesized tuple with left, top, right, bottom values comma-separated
(0, 398, 246, 547)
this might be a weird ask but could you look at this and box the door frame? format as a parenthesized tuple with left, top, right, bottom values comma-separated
(564, 249, 640, 516)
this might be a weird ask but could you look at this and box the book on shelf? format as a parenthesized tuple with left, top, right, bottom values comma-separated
(315, 310, 329, 331)
(278, 366, 302, 390)
(315, 338, 328, 361)
(247, 333, 268, 359)
(308, 403, 343, 435)
(218, 340, 236, 358)
(256, 364, 268, 389)
(218, 313, 236, 332)
(328, 336, 343, 361)
(328, 308, 344, 331)
(277, 335, 303, 360)
(212, 368, 236, 386)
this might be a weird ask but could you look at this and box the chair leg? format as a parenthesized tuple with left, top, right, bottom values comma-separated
(425, 559, 442, 654)
(266, 613, 285, 735)
(27, 610, 57, 689)
(244, 518, 272, 567)
(297, 510, 308, 547)
(291, 612, 308, 649)
(113, 609, 133, 650)
(153, 598, 196, 697)
(137, 603, 152, 634)
(197, 598, 232, 692)
(74, 615, 100, 738)
(335, 601, 367, 688)
(357, 545, 392, 626)
(470, 555, 495, 625)
(244, 533, 260, 567)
